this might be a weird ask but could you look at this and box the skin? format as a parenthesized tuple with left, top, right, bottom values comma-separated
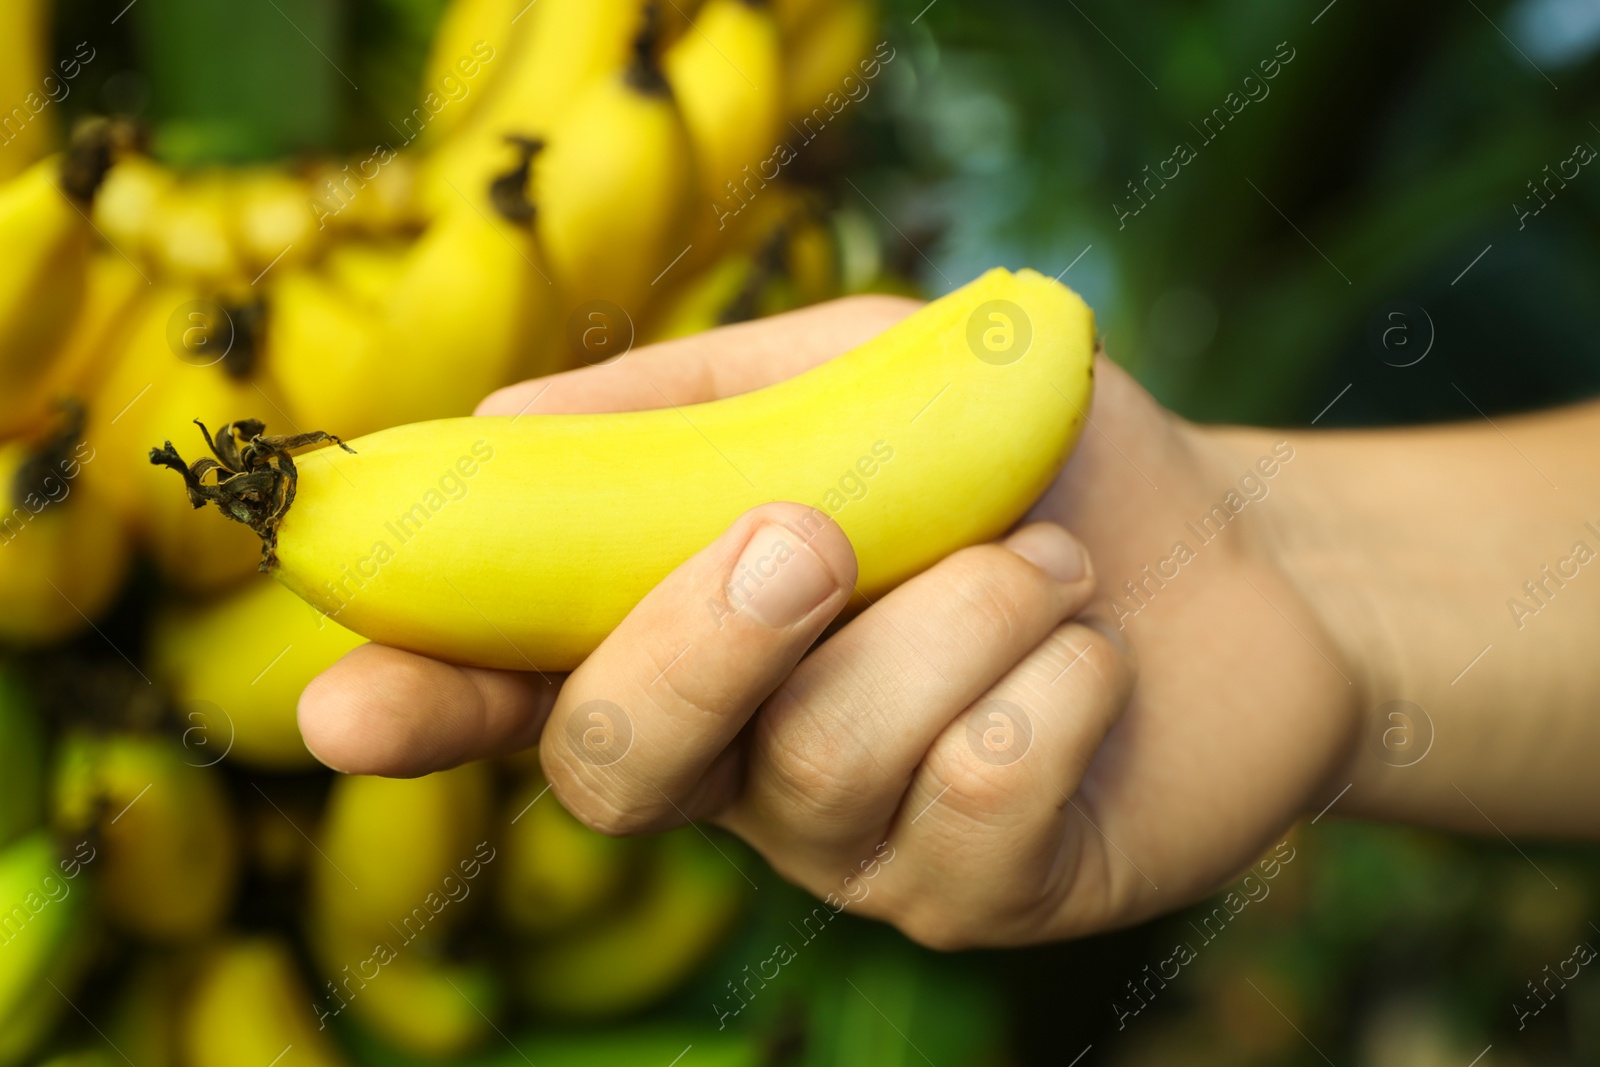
(300, 295, 1600, 950)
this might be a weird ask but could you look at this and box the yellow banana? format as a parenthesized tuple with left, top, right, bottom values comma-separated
(647, 190, 837, 342)
(147, 172, 244, 288)
(413, 0, 524, 145)
(0, 667, 45, 849)
(308, 765, 495, 1053)
(271, 152, 554, 439)
(93, 155, 175, 268)
(311, 764, 492, 941)
(52, 732, 238, 941)
(150, 578, 365, 770)
(327, 957, 501, 1059)
(534, 16, 695, 326)
(181, 938, 351, 1067)
(518, 829, 745, 1017)
(0, 0, 56, 180)
(319, 238, 410, 308)
(0, 831, 97, 1067)
(155, 269, 1093, 671)
(83, 283, 274, 593)
(664, 0, 784, 266)
(417, 0, 648, 216)
(230, 166, 325, 276)
(771, 0, 832, 35)
(784, 0, 876, 123)
(0, 120, 115, 403)
(497, 777, 637, 936)
(307, 151, 422, 237)
(0, 250, 148, 440)
(0, 408, 131, 646)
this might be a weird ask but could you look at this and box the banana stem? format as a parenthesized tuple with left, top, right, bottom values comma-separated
(59, 117, 120, 204)
(148, 420, 353, 569)
(625, 2, 671, 96)
(489, 136, 544, 225)
(12, 401, 86, 510)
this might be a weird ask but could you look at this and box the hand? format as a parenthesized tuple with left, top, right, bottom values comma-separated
(300, 295, 1361, 948)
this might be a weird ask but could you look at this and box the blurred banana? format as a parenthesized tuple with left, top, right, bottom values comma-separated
(0, 831, 97, 1067)
(147, 173, 244, 288)
(230, 166, 325, 276)
(0, 667, 45, 849)
(83, 283, 274, 593)
(331, 956, 502, 1059)
(272, 151, 554, 438)
(518, 829, 745, 1017)
(783, 0, 875, 123)
(0, 250, 147, 440)
(181, 938, 351, 1067)
(771, 0, 833, 35)
(418, 0, 649, 216)
(0, 0, 56, 181)
(312, 764, 493, 943)
(150, 578, 365, 771)
(93, 156, 175, 269)
(105, 951, 199, 1067)
(0, 121, 114, 404)
(309, 764, 496, 1053)
(52, 732, 239, 941)
(535, 10, 695, 329)
(414, 0, 524, 144)
(664, 0, 784, 265)
(0, 407, 132, 646)
(497, 778, 637, 937)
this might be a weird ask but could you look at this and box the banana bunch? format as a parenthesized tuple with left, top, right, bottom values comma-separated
(0, 0, 883, 1061)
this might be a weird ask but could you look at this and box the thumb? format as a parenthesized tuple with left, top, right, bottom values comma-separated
(540, 502, 857, 836)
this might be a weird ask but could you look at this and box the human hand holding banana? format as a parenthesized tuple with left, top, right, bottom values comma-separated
(291, 289, 1367, 951)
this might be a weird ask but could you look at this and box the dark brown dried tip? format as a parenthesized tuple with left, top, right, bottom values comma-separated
(148, 419, 354, 570)
(625, 2, 671, 97)
(60, 117, 120, 204)
(12, 401, 87, 509)
(489, 136, 544, 226)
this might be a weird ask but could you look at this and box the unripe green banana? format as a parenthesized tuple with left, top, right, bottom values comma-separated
(518, 829, 745, 1017)
(52, 733, 238, 942)
(0, 831, 97, 1067)
(0, 667, 45, 849)
(496, 776, 638, 937)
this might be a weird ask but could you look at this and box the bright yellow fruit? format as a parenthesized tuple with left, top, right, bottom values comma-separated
(84, 284, 273, 594)
(52, 733, 238, 942)
(534, 41, 695, 322)
(0, 128, 113, 404)
(155, 268, 1094, 672)
(0, 251, 148, 440)
(0, 419, 131, 646)
(664, 0, 784, 262)
(785, 0, 877, 123)
(182, 938, 351, 1067)
(0, 0, 57, 180)
(417, 0, 648, 216)
(150, 578, 366, 770)
(268, 194, 553, 438)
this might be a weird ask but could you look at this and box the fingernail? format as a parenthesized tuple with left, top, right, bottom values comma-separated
(728, 523, 836, 628)
(1005, 524, 1089, 584)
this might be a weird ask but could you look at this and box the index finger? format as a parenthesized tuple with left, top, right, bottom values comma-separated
(475, 294, 920, 417)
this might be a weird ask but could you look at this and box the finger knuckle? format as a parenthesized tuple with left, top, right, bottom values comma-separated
(754, 694, 876, 829)
(942, 547, 1046, 648)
